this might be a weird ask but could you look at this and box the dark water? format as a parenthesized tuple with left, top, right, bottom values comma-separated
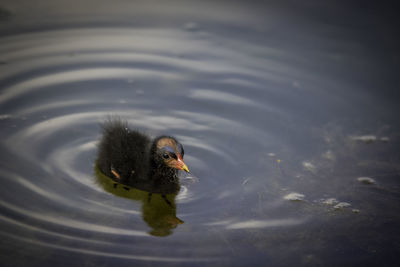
(0, 1, 399, 266)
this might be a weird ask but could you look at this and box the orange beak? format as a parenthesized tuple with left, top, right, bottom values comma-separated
(176, 154, 190, 173)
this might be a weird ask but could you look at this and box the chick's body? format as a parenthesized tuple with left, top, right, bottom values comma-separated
(97, 120, 150, 181)
(97, 119, 188, 193)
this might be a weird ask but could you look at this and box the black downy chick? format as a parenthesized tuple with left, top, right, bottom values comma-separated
(97, 119, 189, 194)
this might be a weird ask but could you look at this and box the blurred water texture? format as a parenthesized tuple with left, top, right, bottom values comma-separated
(0, 1, 399, 266)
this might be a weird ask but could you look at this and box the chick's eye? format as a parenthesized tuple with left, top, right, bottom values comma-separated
(162, 153, 170, 159)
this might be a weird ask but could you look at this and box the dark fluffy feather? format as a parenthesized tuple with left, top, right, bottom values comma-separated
(97, 119, 180, 193)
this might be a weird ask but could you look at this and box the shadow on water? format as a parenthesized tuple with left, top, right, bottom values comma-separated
(95, 166, 183, 237)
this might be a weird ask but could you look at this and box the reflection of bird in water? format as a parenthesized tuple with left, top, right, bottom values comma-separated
(97, 118, 190, 194)
(95, 167, 183, 237)
(96, 118, 189, 236)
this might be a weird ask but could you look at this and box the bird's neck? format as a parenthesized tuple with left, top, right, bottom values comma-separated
(149, 156, 177, 181)
(149, 140, 179, 182)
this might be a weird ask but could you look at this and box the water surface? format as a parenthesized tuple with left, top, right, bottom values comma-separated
(0, 1, 399, 266)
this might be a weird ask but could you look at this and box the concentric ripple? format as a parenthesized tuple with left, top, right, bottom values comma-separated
(0, 27, 302, 264)
(0, 23, 399, 266)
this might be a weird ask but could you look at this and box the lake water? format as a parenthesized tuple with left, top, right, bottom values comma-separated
(0, 1, 399, 266)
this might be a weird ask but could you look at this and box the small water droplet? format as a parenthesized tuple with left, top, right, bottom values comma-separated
(321, 198, 339, 205)
(242, 177, 252, 185)
(322, 150, 335, 161)
(302, 161, 317, 173)
(380, 137, 390, 142)
(351, 135, 377, 143)
(0, 114, 12, 120)
(357, 177, 375, 185)
(333, 202, 351, 210)
(284, 192, 305, 201)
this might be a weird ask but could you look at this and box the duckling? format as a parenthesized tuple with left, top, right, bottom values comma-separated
(97, 118, 189, 194)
